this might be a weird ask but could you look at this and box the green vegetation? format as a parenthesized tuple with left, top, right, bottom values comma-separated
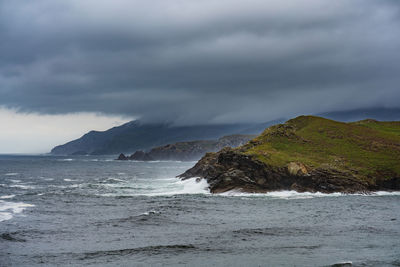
(241, 116, 400, 182)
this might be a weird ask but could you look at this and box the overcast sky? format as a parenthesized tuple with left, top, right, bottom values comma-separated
(0, 0, 399, 152)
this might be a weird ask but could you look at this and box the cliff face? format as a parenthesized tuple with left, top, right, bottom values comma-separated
(118, 135, 256, 161)
(179, 116, 400, 193)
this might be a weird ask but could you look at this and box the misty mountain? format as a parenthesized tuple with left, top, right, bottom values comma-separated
(50, 120, 279, 155)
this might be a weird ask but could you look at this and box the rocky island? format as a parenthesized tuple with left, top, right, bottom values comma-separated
(179, 116, 400, 193)
(117, 135, 256, 161)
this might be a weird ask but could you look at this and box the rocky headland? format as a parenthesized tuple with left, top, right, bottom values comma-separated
(117, 134, 256, 161)
(179, 116, 400, 193)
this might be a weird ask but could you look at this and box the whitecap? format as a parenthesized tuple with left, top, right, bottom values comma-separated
(219, 190, 400, 199)
(0, 212, 13, 222)
(58, 159, 74, 161)
(4, 173, 19, 176)
(0, 195, 15, 199)
(140, 177, 210, 196)
(372, 191, 400, 196)
(0, 200, 35, 222)
(140, 210, 159, 216)
(220, 190, 343, 199)
(8, 184, 36, 190)
(98, 177, 210, 197)
(63, 178, 79, 182)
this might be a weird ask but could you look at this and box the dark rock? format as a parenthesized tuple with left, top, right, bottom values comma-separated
(129, 151, 154, 161)
(117, 153, 128, 160)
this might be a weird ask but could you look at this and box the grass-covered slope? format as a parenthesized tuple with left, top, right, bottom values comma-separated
(243, 116, 400, 182)
(179, 116, 400, 193)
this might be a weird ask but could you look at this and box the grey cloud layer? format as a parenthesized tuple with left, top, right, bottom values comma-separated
(1, 0, 399, 124)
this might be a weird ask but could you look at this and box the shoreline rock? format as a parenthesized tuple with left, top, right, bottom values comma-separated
(178, 148, 379, 193)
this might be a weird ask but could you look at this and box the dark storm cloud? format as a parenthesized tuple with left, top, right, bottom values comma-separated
(0, 0, 399, 124)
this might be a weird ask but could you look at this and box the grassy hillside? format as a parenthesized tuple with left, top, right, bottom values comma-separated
(242, 116, 400, 182)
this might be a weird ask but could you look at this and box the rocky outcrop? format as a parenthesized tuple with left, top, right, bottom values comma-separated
(178, 148, 376, 193)
(178, 116, 400, 194)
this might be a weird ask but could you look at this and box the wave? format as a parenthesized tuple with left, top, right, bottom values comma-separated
(69, 244, 197, 260)
(0, 195, 16, 199)
(8, 184, 36, 190)
(139, 210, 160, 216)
(220, 190, 342, 199)
(4, 172, 19, 176)
(136, 178, 210, 196)
(0, 200, 35, 222)
(98, 177, 210, 197)
(63, 178, 79, 182)
(372, 191, 400, 196)
(219, 190, 400, 199)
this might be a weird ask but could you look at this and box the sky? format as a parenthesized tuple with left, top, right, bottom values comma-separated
(0, 0, 399, 153)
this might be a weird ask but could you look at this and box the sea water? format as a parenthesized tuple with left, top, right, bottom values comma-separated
(0, 155, 399, 266)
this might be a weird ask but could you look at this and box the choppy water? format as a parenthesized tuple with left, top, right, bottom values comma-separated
(0, 155, 399, 266)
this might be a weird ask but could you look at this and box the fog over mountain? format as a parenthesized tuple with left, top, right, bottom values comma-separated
(1, 0, 399, 125)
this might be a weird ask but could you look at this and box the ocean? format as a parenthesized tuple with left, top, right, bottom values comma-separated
(0, 155, 399, 266)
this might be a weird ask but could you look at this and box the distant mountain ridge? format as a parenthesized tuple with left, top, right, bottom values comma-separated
(51, 120, 280, 155)
(117, 134, 256, 161)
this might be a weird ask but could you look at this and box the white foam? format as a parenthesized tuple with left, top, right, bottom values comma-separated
(58, 158, 74, 161)
(9, 179, 21, 183)
(372, 191, 400, 196)
(0, 195, 15, 199)
(63, 178, 79, 182)
(140, 210, 159, 216)
(0, 212, 13, 222)
(0, 200, 34, 222)
(8, 184, 36, 190)
(141, 177, 210, 196)
(99, 177, 210, 197)
(220, 190, 344, 199)
(219, 190, 400, 199)
(4, 172, 19, 176)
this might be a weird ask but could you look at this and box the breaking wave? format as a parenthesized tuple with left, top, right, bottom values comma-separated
(219, 190, 400, 199)
(0, 200, 34, 222)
